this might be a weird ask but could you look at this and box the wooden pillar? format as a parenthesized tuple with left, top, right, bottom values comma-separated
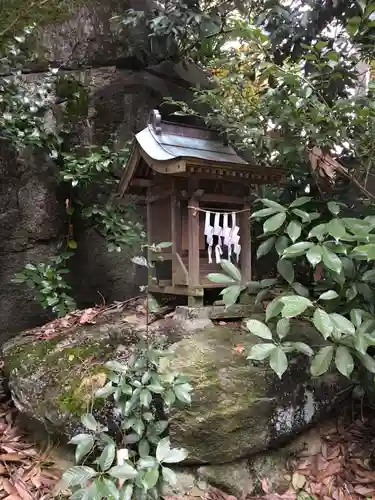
(239, 203, 252, 282)
(146, 190, 156, 287)
(188, 196, 200, 288)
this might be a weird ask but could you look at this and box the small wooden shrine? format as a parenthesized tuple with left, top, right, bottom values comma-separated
(119, 110, 284, 308)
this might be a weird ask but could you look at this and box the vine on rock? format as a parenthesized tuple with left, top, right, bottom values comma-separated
(62, 340, 192, 500)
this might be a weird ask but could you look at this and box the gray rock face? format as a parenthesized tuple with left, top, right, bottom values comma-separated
(0, 60, 200, 339)
(2, 314, 346, 465)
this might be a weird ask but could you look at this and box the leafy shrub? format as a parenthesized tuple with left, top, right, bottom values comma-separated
(11, 252, 76, 317)
(62, 340, 192, 500)
(208, 197, 375, 381)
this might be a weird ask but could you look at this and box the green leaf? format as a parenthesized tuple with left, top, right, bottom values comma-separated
(207, 273, 236, 284)
(156, 437, 188, 464)
(95, 383, 115, 399)
(140, 389, 152, 407)
(330, 313, 355, 335)
(257, 237, 276, 259)
(319, 290, 339, 301)
(335, 346, 354, 378)
(120, 484, 133, 500)
(98, 444, 115, 471)
(68, 240, 78, 249)
(291, 282, 310, 298)
(280, 296, 313, 318)
(251, 208, 280, 218)
(246, 319, 273, 339)
(289, 197, 312, 208)
(313, 308, 333, 339)
(362, 269, 375, 283)
(277, 259, 294, 284)
(261, 199, 286, 211)
(81, 413, 97, 432)
(109, 463, 138, 480)
(220, 285, 242, 308)
(275, 235, 290, 256)
(276, 318, 290, 339)
(356, 352, 375, 373)
(283, 242, 313, 257)
(286, 342, 314, 357)
(143, 467, 159, 490)
(138, 456, 158, 469)
(75, 436, 94, 463)
(327, 219, 346, 240)
(265, 297, 283, 321)
(327, 201, 340, 215)
(287, 220, 302, 242)
(269, 347, 288, 379)
(138, 439, 150, 458)
(353, 244, 375, 260)
(350, 309, 363, 327)
(308, 224, 327, 241)
(174, 383, 192, 404)
(310, 346, 334, 376)
(62, 466, 97, 487)
(162, 466, 177, 485)
(247, 343, 276, 361)
(321, 247, 342, 274)
(263, 212, 286, 233)
(220, 260, 241, 281)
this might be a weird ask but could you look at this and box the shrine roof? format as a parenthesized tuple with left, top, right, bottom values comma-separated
(135, 110, 247, 164)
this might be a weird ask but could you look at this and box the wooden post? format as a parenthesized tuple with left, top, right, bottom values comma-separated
(239, 203, 252, 282)
(146, 190, 156, 287)
(188, 196, 200, 288)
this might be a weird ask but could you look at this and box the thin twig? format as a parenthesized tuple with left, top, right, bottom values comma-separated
(0, 0, 50, 38)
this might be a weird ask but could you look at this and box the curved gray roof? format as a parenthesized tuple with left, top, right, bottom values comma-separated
(135, 110, 247, 164)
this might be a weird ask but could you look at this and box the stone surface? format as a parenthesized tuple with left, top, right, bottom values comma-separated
(198, 461, 255, 497)
(3, 313, 346, 465)
(0, 61, 203, 340)
(168, 324, 347, 464)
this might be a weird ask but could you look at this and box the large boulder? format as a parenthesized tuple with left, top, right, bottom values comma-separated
(2, 309, 346, 464)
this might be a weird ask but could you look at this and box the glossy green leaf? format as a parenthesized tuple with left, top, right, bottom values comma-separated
(220, 260, 241, 281)
(275, 235, 290, 256)
(261, 199, 287, 211)
(269, 347, 288, 379)
(313, 308, 333, 339)
(321, 247, 342, 274)
(265, 297, 283, 321)
(277, 259, 294, 284)
(280, 296, 313, 318)
(207, 273, 236, 284)
(319, 290, 339, 301)
(306, 245, 322, 267)
(353, 244, 375, 260)
(329, 313, 355, 335)
(162, 466, 177, 485)
(98, 444, 115, 472)
(287, 220, 302, 242)
(81, 413, 98, 432)
(327, 201, 340, 215)
(174, 383, 192, 404)
(109, 463, 138, 480)
(327, 219, 346, 240)
(283, 242, 313, 257)
(276, 318, 290, 339)
(257, 237, 276, 259)
(246, 319, 273, 339)
(286, 341, 314, 357)
(263, 212, 286, 233)
(156, 437, 188, 464)
(251, 208, 280, 218)
(356, 352, 375, 373)
(220, 285, 242, 308)
(291, 282, 310, 298)
(247, 343, 276, 361)
(310, 346, 334, 376)
(289, 197, 312, 208)
(308, 224, 327, 241)
(62, 466, 97, 487)
(335, 346, 354, 378)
